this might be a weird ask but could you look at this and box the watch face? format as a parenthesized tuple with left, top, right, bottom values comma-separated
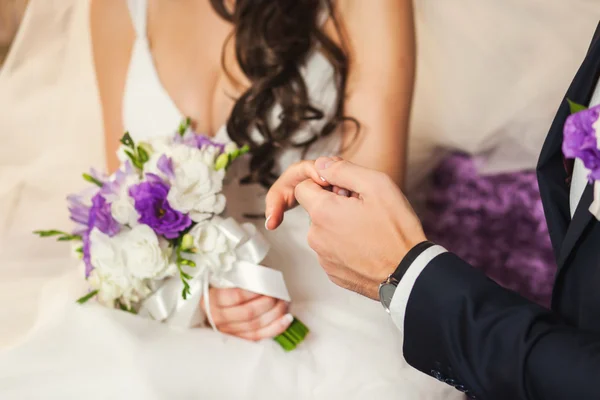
(379, 284, 396, 313)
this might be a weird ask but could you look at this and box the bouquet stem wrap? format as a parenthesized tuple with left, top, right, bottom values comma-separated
(138, 217, 308, 350)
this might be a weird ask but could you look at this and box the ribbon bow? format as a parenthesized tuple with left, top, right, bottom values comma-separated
(138, 217, 291, 329)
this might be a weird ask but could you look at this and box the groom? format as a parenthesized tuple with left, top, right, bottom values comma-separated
(265, 24, 600, 399)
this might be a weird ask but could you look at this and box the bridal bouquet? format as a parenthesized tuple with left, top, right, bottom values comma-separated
(35, 120, 308, 351)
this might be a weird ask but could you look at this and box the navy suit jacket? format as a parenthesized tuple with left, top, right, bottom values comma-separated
(403, 23, 600, 399)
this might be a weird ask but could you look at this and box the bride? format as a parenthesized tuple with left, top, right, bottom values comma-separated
(0, 0, 459, 398)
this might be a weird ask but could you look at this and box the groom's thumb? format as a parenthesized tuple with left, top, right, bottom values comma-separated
(315, 157, 370, 194)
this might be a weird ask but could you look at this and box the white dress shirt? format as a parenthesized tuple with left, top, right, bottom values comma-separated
(571, 83, 600, 216)
(389, 77, 600, 333)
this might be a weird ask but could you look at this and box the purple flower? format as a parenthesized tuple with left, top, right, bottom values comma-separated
(82, 232, 92, 278)
(195, 135, 226, 153)
(157, 155, 175, 180)
(100, 161, 134, 198)
(129, 174, 191, 239)
(174, 131, 225, 153)
(89, 168, 108, 185)
(80, 193, 121, 277)
(563, 104, 600, 181)
(67, 194, 90, 230)
(89, 194, 121, 237)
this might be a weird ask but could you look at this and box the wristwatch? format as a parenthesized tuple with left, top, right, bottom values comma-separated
(379, 241, 434, 313)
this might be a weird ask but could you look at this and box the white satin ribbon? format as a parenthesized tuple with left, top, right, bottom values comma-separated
(138, 217, 290, 329)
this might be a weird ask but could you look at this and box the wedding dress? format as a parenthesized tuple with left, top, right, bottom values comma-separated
(0, 0, 459, 398)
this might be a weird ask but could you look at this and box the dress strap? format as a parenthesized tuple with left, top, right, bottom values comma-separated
(126, 0, 149, 39)
(317, 0, 331, 27)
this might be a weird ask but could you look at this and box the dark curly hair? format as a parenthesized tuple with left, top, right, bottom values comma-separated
(209, 0, 354, 187)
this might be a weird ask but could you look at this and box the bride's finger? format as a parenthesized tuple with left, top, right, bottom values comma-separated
(236, 311, 295, 342)
(213, 295, 279, 325)
(204, 287, 260, 309)
(265, 160, 328, 230)
(332, 185, 351, 197)
(218, 299, 288, 334)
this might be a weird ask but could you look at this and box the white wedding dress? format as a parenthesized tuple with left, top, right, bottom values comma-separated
(0, 0, 459, 399)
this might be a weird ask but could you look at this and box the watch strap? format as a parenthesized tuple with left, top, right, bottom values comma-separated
(390, 241, 435, 282)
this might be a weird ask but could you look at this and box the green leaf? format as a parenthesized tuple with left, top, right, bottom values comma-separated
(76, 290, 98, 304)
(178, 117, 192, 136)
(239, 144, 250, 155)
(124, 149, 137, 162)
(229, 144, 250, 163)
(180, 271, 193, 280)
(567, 99, 587, 114)
(82, 173, 104, 187)
(57, 234, 83, 242)
(34, 230, 82, 241)
(125, 150, 143, 170)
(34, 229, 69, 237)
(179, 259, 196, 268)
(215, 153, 230, 171)
(120, 132, 135, 149)
(118, 302, 137, 314)
(181, 286, 191, 300)
(180, 234, 194, 251)
(75, 246, 83, 254)
(137, 145, 150, 164)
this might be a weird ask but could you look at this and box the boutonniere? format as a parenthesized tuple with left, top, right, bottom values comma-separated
(562, 99, 600, 219)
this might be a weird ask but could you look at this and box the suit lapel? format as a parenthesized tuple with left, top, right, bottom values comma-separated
(537, 25, 600, 260)
(557, 184, 594, 268)
(542, 23, 600, 273)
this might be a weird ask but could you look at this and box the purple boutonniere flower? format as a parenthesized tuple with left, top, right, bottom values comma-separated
(129, 174, 192, 239)
(563, 102, 600, 181)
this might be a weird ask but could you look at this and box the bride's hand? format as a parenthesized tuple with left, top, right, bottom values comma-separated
(201, 287, 293, 341)
(265, 158, 344, 230)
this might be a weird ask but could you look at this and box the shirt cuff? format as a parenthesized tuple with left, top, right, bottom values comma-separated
(389, 245, 447, 335)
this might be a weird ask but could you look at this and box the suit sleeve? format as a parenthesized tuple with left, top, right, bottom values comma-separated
(392, 251, 600, 399)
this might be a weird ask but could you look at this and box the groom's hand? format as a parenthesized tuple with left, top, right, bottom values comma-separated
(294, 157, 427, 300)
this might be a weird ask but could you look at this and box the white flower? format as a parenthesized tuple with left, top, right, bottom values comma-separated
(88, 228, 158, 308)
(109, 174, 140, 226)
(142, 140, 178, 179)
(224, 142, 239, 154)
(88, 228, 134, 306)
(121, 225, 175, 280)
(170, 143, 220, 168)
(144, 137, 172, 154)
(166, 146, 226, 222)
(116, 145, 130, 165)
(111, 197, 139, 227)
(188, 222, 237, 276)
(88, 270, 152, 308)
